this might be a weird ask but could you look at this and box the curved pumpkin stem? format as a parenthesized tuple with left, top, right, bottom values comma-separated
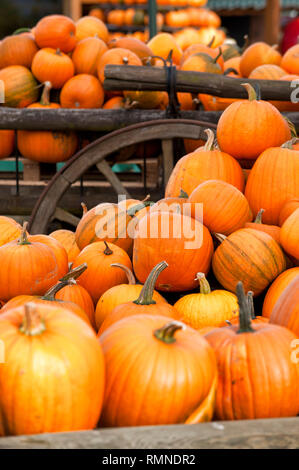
(59, 263, 88, 284)
(19, 303, 46, 336)
(18, 222, 30, 245)
(104, 241, 113, 256)
(196, 273, 211, 294)
(127, 200, 153, 218)
(214, 233, 226, 243)
(13, 27, 32, 35)
(207, 35, 216, 48)
(213, 47, 222, 64)
(236, 282, 254, 334)
(81, 202, 88, 216)
(111, 263, 136, 285)
(42, 280, 70, 301)
(204, 129, 216, 151)
(242, 34, 249, 52)
(154, 321, 184, 344)
(185, 373, 218, 424)
(241, 83, 259, 101)
(40, 81, 52, 106)
(254, 208, 265, 224)
(134, 261, 168, 305)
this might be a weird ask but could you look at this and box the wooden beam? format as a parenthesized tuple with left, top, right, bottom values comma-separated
(265, 0, 281, 45)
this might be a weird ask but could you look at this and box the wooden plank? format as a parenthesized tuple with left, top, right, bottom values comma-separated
(162, 139, 174, 185)
(21, 159, 40, 182)
(96, 160, 131, 198)
(265, 0, 281, 45)
(0, 418, 298, 449)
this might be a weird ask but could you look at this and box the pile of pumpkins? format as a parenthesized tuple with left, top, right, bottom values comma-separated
(0, 82, 298, 435)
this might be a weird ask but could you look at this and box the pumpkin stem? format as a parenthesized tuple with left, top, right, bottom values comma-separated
(104, 241, 113, 255)
(242, 34, 249, 53)
(81, 202, 88, 215)
(214, 233, 226, 243)
(196, 273, 211, 294)
(207, 36, 215, 48)
(127, 201, 153, 218)
(247, 291, 256, 320)
(283, 118, 297, 139)
(18, 222, 31, 245)
(213, 47, 222, 64)
(254, 209, 265, 224)
(13, 27, 32, 35)
(241, 83, 259, 101)
(56, 48, 62, 56)
(19, 303, 46, 336)
(111, 263, 136, 285)
(204, 129, 216, 151)
(154, 321, 184, 344)
(40, 81, 52, 106)
(42, 280, 69, 301)
(123, 57, 129, 65)
(179, 189, 188, 198)
(59, 263, 87, 284)
(134, 261, 168, 305)
(236, 282, 255, 334)
(142, 194, 151, 203)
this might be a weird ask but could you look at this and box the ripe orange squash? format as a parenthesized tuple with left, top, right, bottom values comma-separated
(262, 267, 299, 318)
(0, 130, 15, 159)
(95, 263, 166, 330)
(212, 228, 286, 295)
(165, 11, 190, 28)
(280, 208, 299, 262)
(180, 44, 224, 68)
(34, 14, 76, 53)
(108, 37, 154, 64)
(99, 314, 217, 426)
(165, 129, 244, 197)
(102, 96, 127, 109)
(244, 209, 281, 244)
(180, 51, 223, 74)
(98, 261, 180, 334)
(89, 8, 105, 21)
(189, 8, 221, 28)
(0, 303, 105, 435)
(97, 47, 142, 83)
(245, 144, 299, 225)
(28, 232, 69, 280)
(123, 90, 163, 109)
(147, 33, 183, 65)
(0, 216, 22, 247)
(0, 225, 61, 301)
(174, 273, 239, 329)
(189, 179, 252, 235)
(278, 198, 299, 226)
(240, 42, 282, 77)
(72, 37, 108, 76)
(107, 9, 125, 26)
(17, 82, 78, 163)
(0, 33, 38, 69)
(76, 16, 109, 43)
(269, 275, 299, 336)
(217, 83, 291, 161)
(60, 74, 104, 109)
(205, 282, 299, 420)
(133, 211, 214, 292)
(32, 47, 75, 89)
(72, 241, 132, 303)
(248, 64, 286, 80)
(50, 229, 80, 264)
(281, 44, 299, 74)
(0, 65, 38, 108)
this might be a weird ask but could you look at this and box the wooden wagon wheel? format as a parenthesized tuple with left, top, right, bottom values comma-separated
(28, 119, 216, 234)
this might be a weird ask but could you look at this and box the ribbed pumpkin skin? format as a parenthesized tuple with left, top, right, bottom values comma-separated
(245, 147, 299, 225)
(99, 314, 217, 427)
(0, 66, 38, 108)
(147, 33, 183, 65)
(108, 37, 153, 64)
(72, 242, 132, 303)
(34, 15, 76, 53)
(0, 240, 59, 301)
(55, 284, 95, 328)
(270, 275, 299, 336)
(240, 42, 282, 77)
(280, 208, 299, 261)
(0, 130, 15, 159)
(248, 64, 286, 80)
(133, 212, 214, 292)
(97, 48, 142, 83)
(32, 48, 75, 89)
(212, 229, 286, 295)
(245, 216, 281, 244)
(0, 34, 38, 69)
(72, 37, 108, 76)
(189, 180, 252, 235)
(278, 198, 299, 226)
(205, 322, 299, 420)
(76, 16, 109, 44)
(50, 230, 80, 264)
(28, 234, 69, 280)
(0, 303, 105, 436)
(262, 267, 299, 318)
(95, 285, 166, 330)
(0, 216, 22, 247)
(281, 44, 299, 74)
(217, 101, 291, 160)
(165, 147, 244, 198)
(60, 74, 104, 109)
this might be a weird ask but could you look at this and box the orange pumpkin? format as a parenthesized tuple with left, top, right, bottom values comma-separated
(240, 42, 282, 77)
(165, 129, 244, 197)
(0, 303, 104, 435)
(212, 229, 286, 295)
(107, 10, 125, 26)
(31, 47, 75, 89)
(280, 208, 299, 262)
(281, 44, 299, 74)
(217, 83, 291, 160)
(195, 27, 225, 48)
(102, 96, 127, 109)
(262, 267, 299, 318)
(60, 74, 104, 109)
(248, 64, 286, 80)
(76, 16, 109, 43)
(99, 315, 217, 426)
(72, 37, 108, 76)
(244, 209, 281, 244)
(180, 51, 223, 74)
(28, 232, 69, 280)
(0, 130, 15, 159)
(0, 65, 38, 108)
(278, 198, 299, 226)
(165, 11, 190, 28)
(189, 179, 252, 235)
(0, 33, 38, 69)
(89, 8, 105, 21)
(34, 14, 76, 53)
(123, 90, 163, 109)
(0, 216, 22, 247)
(227, 291, 268, 326)
(147, 33, 183, 65)
(108, 37, 154, 64)
(269, 275, 299, 336)
(50, 229, 80, 264)
(189, 8, 221, 28)
(180, 44, 224, 69)
(97, 47, 142, 83)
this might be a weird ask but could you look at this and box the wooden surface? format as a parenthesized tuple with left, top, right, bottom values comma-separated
(265, 0, 281, 45)
(0, 418, 298, 449)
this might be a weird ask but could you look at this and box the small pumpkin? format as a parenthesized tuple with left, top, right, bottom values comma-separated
(34, 14, 76, 53)
(240, 42, 282, 77)
(0, 130, 15, 159)
(205, 282, 299, 420)
(50, 229, 80, 264)
(72, 37, 108, 76)
(97, 47, 142, 83)
(244, 209, 281, 244)
(180, 51, 223, 75)
(75, 16, 109, 44)
(174, 272, 239, 329)
(60, 74, 104, 109)
(281, 44, 299, 74)
(269, 275, 299, 336)
(32, 48, 75, 89)
(262, 267, 299, 318)
(147, 32, 183, 65)
(99, 314, 217, 426)
(0, 33, 38, 69)
(248, 64, 286, 80)
(0, 216, 22, 247)
(108, 37, 153, 64)
(280, 208, 299, 262)
(0, 65, 38, 108)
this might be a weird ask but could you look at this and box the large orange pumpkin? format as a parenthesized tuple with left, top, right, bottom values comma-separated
(133, 211, 214, 292)
(269, 275, 299, 336)
(217, 83, 291, 160)
(34, 14, 76, 53)
(245, 145, 299, 224)
(28, 232, 69, 280)
(0, 303, 105, 435)
(0, 130, 15, 159)
(0, 216, 22, 247)
(60, 74, 104, 109)
(280, 208, 299, 262)
(0, 33, 38, 69)
(165, 129, 244, 197)
(281, 44, 299, 74)
(212, 228, 286, 295)
(240, 42, 282, 77)
(205, 282, 299, 420)
(76, 16, 109, 44)
(147, 32, 183, 65)
(99, 314, 217, 426)
(97, 47, 142, 83)
(72, 36, 108, 75)
(189, 179, 252, 235)
(262, 267, 299, 318)
(31, 47, 75, 89)
(0, 65, 38, 108)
